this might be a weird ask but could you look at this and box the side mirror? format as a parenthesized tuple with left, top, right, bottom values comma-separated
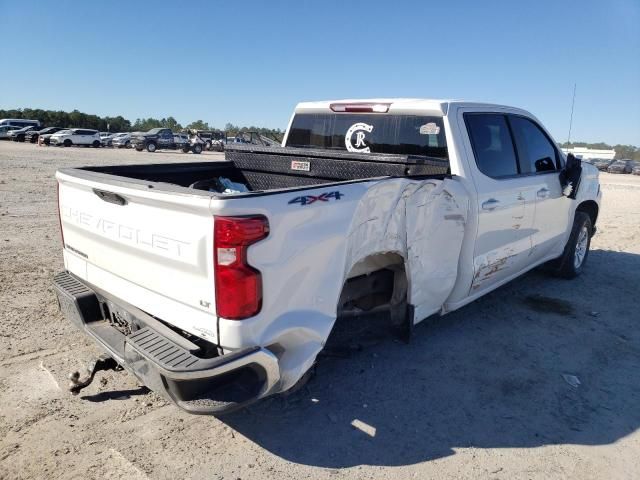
(560, 153, 582, 199)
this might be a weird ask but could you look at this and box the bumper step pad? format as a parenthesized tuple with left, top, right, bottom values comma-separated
(128, 327, 201, 372)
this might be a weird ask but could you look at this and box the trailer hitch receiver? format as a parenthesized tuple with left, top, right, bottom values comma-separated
(68, 354, 120, 395)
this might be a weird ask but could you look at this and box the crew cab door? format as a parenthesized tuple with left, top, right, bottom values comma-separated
(507, 115, 573, 262)
(159, 129, 173, 146)
(461, 112, 536, 292)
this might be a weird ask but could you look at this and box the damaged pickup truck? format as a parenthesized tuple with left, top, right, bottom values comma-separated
(53, 99, 601, 414)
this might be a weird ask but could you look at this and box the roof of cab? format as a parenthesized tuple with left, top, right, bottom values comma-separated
(294, 98, 522, 116)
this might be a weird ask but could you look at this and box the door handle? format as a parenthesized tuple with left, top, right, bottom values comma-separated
(482, 198, 500, 211)
(537, 188, 550, 198)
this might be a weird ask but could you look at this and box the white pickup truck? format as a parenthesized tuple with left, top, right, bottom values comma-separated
(54, 99, 601, 414)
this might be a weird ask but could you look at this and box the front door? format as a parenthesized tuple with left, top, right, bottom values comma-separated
(507, 115, 573, 262)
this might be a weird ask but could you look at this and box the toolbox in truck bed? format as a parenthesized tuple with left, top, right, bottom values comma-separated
(224, 144, 451, 181)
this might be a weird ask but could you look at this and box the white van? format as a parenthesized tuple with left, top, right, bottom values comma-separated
(0, 119, 42, 128)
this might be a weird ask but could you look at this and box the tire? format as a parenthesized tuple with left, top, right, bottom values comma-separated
(125, 140, 131, 149)
(550, 212, 592, 279)
(146, 142, 157, 153)
(182, 146, 190, 153)
(135, 146, 143, 152)
(92, 140, 101, 148)
(192, 144, 202, 154)
(63, 139, 72, 147)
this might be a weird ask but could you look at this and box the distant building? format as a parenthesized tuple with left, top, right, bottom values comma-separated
(561, 147, 616, 160)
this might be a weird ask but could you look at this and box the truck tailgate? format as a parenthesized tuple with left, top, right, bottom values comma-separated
(56, 171, 217, 342)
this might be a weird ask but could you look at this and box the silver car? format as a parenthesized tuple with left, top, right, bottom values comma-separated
(111, 133, 132, 148)
(607, 159, 634, 174)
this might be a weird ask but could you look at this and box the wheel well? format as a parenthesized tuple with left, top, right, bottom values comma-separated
(323, 253, 411, 354)
(339, 253, 406, 311)
(576, 200, 598, 230)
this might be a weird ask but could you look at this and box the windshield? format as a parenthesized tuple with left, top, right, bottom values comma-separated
(286, 113, 448, 158)
(147, 128, 163, 134)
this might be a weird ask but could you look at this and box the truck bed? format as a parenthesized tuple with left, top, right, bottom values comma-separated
(70, 144, 450, 195)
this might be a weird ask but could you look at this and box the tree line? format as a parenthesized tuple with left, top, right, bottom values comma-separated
(4, 108, 632, 152)
(560, 141, 640, 161)
(0, 108, 284, 140)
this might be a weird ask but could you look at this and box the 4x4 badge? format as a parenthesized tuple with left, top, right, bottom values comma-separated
(288, 191, 343, 206)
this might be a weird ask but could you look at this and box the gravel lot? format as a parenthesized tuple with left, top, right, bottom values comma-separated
(1, 141, 639, 480)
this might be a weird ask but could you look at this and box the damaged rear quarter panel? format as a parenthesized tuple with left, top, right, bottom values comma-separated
(215, 177, 469, 391)
(345, 178, 469, 321)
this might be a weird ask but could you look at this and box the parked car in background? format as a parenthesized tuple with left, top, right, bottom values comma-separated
(50, 128, 101, 147)
(190, 130, 225, 151)
(26, 127, 64, 143)
(100, 132, 115, 147)
(0, 118, 41, 128)
(131, 128, 203, 153)
(39, 129, 70, 146)
(632, 163, 640, 175)
(111, 132, 132, 148)
(607, 159, 634, 174)
(8, 126, 39, 142)
(592, 158, 615, 171)
(0, 125, 21, 139)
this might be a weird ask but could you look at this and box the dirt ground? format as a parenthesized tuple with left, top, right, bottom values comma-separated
(1, 140, 639, 480)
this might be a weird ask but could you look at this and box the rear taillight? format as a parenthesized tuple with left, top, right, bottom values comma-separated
(214, 216, 269, 320)
(57, 181, 65, 247)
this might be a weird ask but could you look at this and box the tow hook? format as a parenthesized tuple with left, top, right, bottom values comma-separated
(68, 354, 121, 395)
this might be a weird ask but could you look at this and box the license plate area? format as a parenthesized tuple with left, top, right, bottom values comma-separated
(100, 299, 136, 336)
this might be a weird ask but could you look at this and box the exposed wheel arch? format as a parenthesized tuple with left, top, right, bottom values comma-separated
(332, 252, 412, 345)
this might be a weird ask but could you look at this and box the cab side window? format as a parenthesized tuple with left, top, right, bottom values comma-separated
(465, 113, 519, 178)
(508, 116, 558, 173)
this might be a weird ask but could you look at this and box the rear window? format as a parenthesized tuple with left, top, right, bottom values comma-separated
(286, 113, 448, 158)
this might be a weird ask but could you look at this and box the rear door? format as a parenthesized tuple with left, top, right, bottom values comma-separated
(461, 112, 536, 292)
(76, 130, 89, 144)
(57, 171, 218, 341)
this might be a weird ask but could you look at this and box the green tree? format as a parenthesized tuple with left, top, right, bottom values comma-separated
(186, 120, 210, 130)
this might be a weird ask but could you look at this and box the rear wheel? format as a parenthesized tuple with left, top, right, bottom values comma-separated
(192, 144, 202, 154)
(550, 212, 592, 279)
(182, 146, 190, 153)
(135, 146, 143, 152)
(124, 140, 131, 149)
(63, 139, 72, 147)
(146, 142, 157, 153)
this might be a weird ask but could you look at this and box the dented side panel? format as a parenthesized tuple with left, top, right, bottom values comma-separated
(342, 178, 469, 323)
(216, 176, 470, 390)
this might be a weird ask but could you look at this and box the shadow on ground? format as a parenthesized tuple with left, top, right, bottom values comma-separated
(81, 386, 149, 402)
(222, 249, 640, 467)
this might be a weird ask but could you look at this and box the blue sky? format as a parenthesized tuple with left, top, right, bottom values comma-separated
(1, 0, 639, 145)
